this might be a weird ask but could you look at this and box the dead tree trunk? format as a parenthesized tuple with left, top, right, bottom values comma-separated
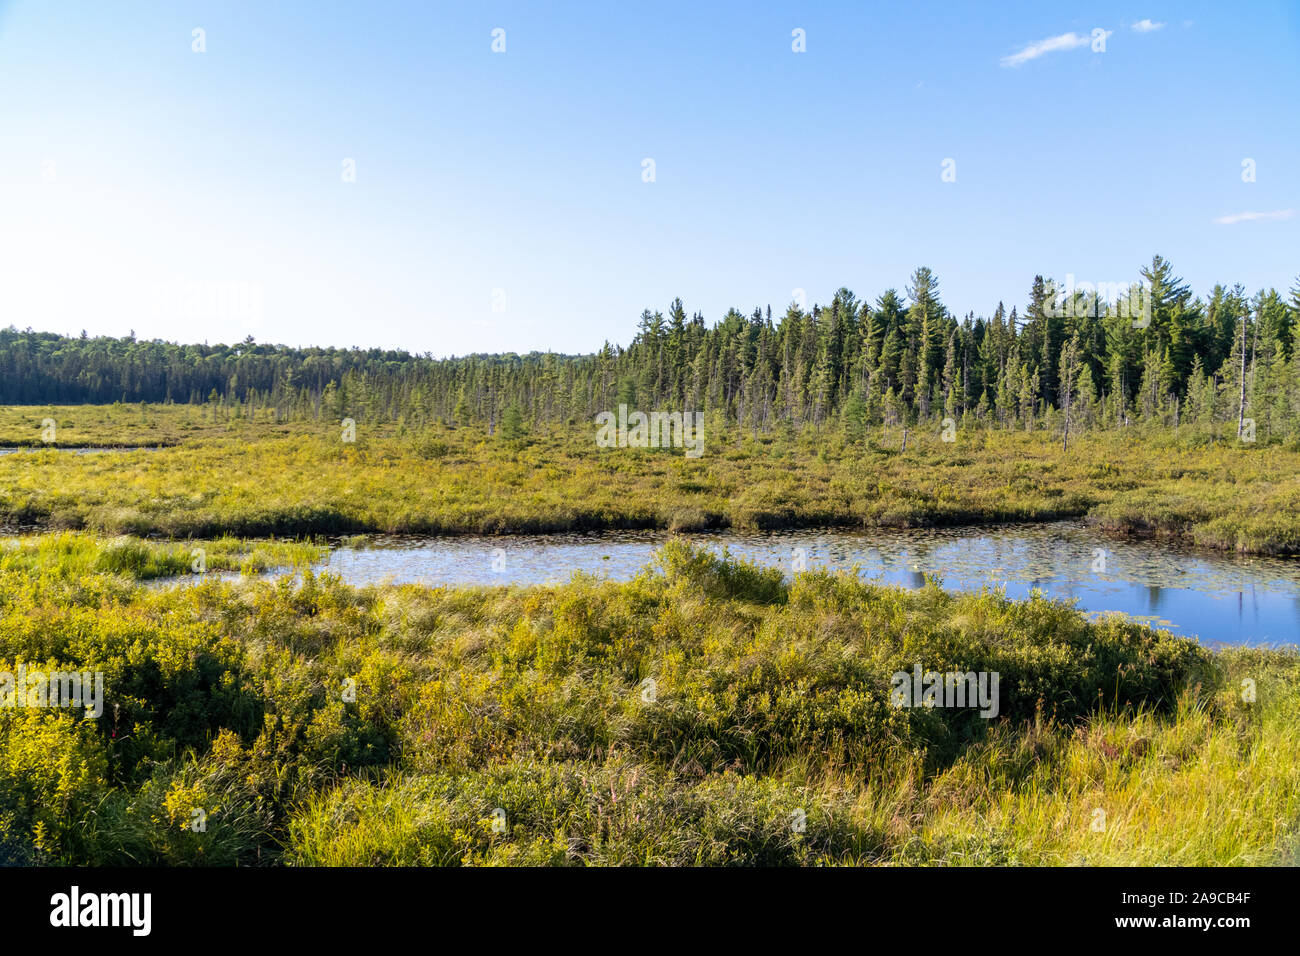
(1237, 315, 1248, 439)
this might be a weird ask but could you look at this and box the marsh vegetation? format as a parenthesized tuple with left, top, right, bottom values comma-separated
(2, 314, 1297, 866)
(2, 405, 1299, 555)
(2, 535, 1297, 866)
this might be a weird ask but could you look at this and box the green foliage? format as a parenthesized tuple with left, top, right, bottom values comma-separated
(2, 410, 1299, 554)
(498, 403, 526, 442)
(3, 260, 1298, 443)
(0, 532, 325, 580)
(1, 536, 1294, 866)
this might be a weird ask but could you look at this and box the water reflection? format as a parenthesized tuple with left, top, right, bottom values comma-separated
(175, 522, 1300, 647)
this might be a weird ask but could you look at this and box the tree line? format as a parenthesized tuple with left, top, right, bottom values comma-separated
(3, 255, 1298, 441)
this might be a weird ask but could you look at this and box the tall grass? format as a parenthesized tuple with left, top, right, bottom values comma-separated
(1, 535, 1294, 866)
(2, 405, 1298, 554)
(0, 531, 325, 580)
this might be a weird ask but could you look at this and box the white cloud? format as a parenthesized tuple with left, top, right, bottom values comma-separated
(1132, 19, 1165, 33)
(1000, 32, 1094, 67)
(1212, 209, 1296, 225)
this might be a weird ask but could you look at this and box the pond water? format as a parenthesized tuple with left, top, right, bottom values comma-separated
(190, 522, 1299, 647)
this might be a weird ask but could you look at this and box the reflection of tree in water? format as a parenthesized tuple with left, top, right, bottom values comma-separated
(1145, 584, 1165, 615)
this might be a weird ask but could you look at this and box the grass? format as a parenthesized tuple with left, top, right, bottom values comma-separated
(1, 404, 1299, 554)
(1, 404, 1295, 865)
(1, 536, 1295, 866)
(0, 531, 325, 580)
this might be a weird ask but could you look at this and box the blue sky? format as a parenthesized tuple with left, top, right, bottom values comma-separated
(1, 1, 1296, 356)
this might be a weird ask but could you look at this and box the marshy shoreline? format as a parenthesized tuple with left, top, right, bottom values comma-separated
(1, 407, 1298, 554)
(2, 535, 1297, 866)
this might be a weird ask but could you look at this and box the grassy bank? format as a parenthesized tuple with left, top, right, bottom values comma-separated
(1, 535, 1295, 865)
(1, 404, 1299, 554)
(0, 531, 325, 580)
